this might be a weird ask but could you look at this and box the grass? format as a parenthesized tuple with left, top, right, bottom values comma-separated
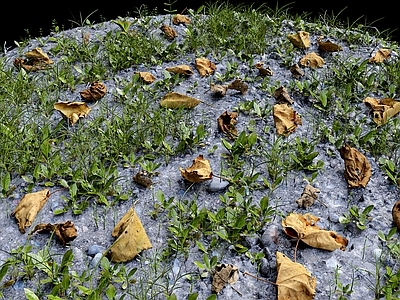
(0, 0, 399, 299)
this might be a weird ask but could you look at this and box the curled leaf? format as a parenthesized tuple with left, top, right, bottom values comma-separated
(287, 31, 310, 48)
(254, 62, 273, 76)
(273, 104, 302, 136)
(392, 200, 400, 230)
(195, 57, 216, 77)
(136, 71, 156, 83)
(290, 63, 305, 78)
(166, 65, 194, 76)
(282, 213, 348, 251)
(363, 97, 400, 126)
(11, 189, 50, 233)
(369, 48, 391, 63)
(211, 264, 239, 294)
(160, 24, 177, 40)
(13, 47, 53, 71)
(133, 171, 153, 189)
(228, 78, 248, 94)
(217, 111, 238, 139)
(276, 252, 316, 300)
(107, 207, 152, 262)
(317, 36, 342, 52)
(273, 86, 294, 105)
(54, 102, 92, 125)
(179, 155, 213, 183)
(30, 221, 77, 246)
(160, 92, 201, 109)
(172, 14, 191, 25)
(296, 184, 320, 209)
(79, 81, 106, 101)
(339, 144, 372, 188)
(210, 83, 228, 97)
(299, 52, 324, 68)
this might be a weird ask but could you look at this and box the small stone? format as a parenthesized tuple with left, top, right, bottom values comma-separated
(87, 244, 106, 256)
(208, 178, 229, 192)
(90, 252, 103, 268)
(259, 257, 270, 277)
(373, 248, 382, 259)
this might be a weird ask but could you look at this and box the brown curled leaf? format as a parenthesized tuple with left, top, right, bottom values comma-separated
(299, 52, 325, 68)
(80, 81, 106, 101)
(287, 31, 310, 48)
(13, 47, 53, 71)
(166, 65, 194, 76)
(254, 62, 273, 76)
(317, 36, 342, 52)
(30, 221, 77, 246)
(290, 63, 305, 78)
(136, 71, 156, 83)
(160, 24, 177, 40)
(195, 57, 216, 77)
(217, 111, 238, 139)
(296, 184, 321, 209)
(54, 102, 91, 125)
(363, 97, 400, 126)
(179, 155, 213, 183)
(172, 14, 191, 25)
(133, 171, 153, 189)
(273, 86, 294, 105)
(273, 104, 302, 136)
(339, 144, 372, 188)
(210, 83, 228, 97)
(369, 48, 391, 63)
(160, 92, 201, 109)
(211, 264, 239, 294)
(227, 78, 248, 94)
(392, 200, 400, 230)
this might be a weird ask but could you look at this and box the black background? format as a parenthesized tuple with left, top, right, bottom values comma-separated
(0, 0, 398, 50)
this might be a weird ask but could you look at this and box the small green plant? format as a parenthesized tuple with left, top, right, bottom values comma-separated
(331, 265, 355, 299)
(289, 137, 324, 172)
(379, 157, 400, 187)
(339, 204, 374, 230)
(111, 18, 133, 34)
(194, 253, 218, 278)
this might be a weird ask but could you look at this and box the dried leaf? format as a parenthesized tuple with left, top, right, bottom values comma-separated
(273, 104, 302, 136)
(160, 92, 201, 109)
(54, 102, 92, 125)
(217, 111, 238, 139)
(296, 184, 320, 209)
(228, 78, 248, 94)
(82, 32, 90, 44)
(30, 221, 77, 246)
(210, 83, 228, 97)
(160, 24, 177, 40)
(290, 63, 305, 78)
(273, 86, 294, 105)
(13, 47, 53, 71)
(79, 81, 106, 101)
(211, 264, 239, 294)
(282, 213, 348, 251)
(339, 144, 372, 188)
(166, 65, 194, 76)
(107, 207, 152, 262)
(369, 48, 391, 63)
(317, 36, 342, 52)
(363, 97, 400, 126)
(254, 62, 273, 76)
(11, 189, 50, 234)
(276, 252, 316, 300)
(392, 200, 400, 230)
(287, 31, 310, 48)
(136, 71, 156, 83)
(133, 171, 153, 189)
(179, 154, 213, 183)
(300, 52, 324, 68)
(195, 57, 216, 77)
(172, 14, 191, 25)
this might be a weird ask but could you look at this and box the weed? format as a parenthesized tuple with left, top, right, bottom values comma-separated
(339, 204, 374, 230)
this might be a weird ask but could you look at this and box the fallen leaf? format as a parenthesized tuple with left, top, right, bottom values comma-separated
(195, 57, 216, 77)
(228, 78, 248, 94)
(211, 264, 239, 294)
(287, 31, 310, 48)
(273, 86, 294, 105)
(273, 104, 302, 136)
(166, 65, 194, 76)
(290, 63, 305, 78)
(30, 220, 77, 246)
(210, 83, 228, 97)
(172, 14, 191, 25)
(218, 111, 238, 139)
(107, 206, 152, 262)
(79, 81, 106, 101)
(339, 144, 372, 188)
(160, 24, 177, 40)
(136, 71, 156, 83)
(282, 213, 348, 251)
(133, 171, 153, 188)
(392, 200, 400, 230)
(13, 47, 53, 71)
(369, 48, 391, 63)
(82, 32, 90, 44)
(276, 252, 316, 300)
(11, 189, 50, 234)
(299, 52, 325, 68)
(160, 92, 201, 109)
(179, 154, 213, 183)
(254, 62, 273, 76)
(54, 102, 92, 125)
(296, 184, 321, 209)
(317, 36, 342, 52)
(363, 97, 400, 126)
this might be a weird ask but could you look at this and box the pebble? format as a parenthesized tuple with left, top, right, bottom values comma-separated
(90, 253, 103, 268)
(87, 245, 106, 256)
(208, 177, 229, 192)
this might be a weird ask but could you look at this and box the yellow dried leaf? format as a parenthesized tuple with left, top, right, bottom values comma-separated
(195, 57, 216, 77)
(273, 86, 294, 105)
(228, 78, 248, 94)
(296, 184, 320, 208)
(273, 104, 302, 136)
(339, 144, 372, 188)
(172, 14, 191, 25)
(160, 92, 201, 109)
(54, 102, 92, 125)
(369, 48, 391, 63)
(107, 207, 152, 262)
(210, 83, 228, 97)
(290, 63, 305, 78)
(179, 155, 213, 183)
(160, 24, 177, 40)
(166, 65, 194, 76)
(282, 213, 348, 251)
(276, 252, 316, 300)
(392, 200, 400, 230)
(13, 47, 53, 71)
(363, 97, 400, 126)
(299, 52, 324, 68)
(79, 81, 106, 101)
(30, 220, 77, 246)
(136, 71, 156, 83)
(317, 36, 342, 52)
(287, 31, 310, 48)
(11, 189, 50, 234)
(217, 111, 238, 139)
(211, 264, 239, 294)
